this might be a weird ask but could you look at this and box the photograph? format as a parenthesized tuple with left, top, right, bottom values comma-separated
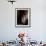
(15, 8, 31, 27)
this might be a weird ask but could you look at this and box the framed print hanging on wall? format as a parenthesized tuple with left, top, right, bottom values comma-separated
(15, 8, 31, 28)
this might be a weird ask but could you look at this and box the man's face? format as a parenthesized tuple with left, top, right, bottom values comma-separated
(21, 14, 28, 24)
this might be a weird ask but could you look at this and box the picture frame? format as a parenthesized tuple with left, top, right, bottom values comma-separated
(15, 8, 31, 28)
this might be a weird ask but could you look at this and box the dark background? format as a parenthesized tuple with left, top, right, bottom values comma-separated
(17, 10, 28, 25)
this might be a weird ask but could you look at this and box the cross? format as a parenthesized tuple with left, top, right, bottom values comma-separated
(8, 0, 16, 4)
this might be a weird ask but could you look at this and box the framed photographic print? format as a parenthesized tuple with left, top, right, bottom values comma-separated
(15, 8, 31, 28)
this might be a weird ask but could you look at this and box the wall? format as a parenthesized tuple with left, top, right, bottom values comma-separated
(0, 0, 46, 42)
